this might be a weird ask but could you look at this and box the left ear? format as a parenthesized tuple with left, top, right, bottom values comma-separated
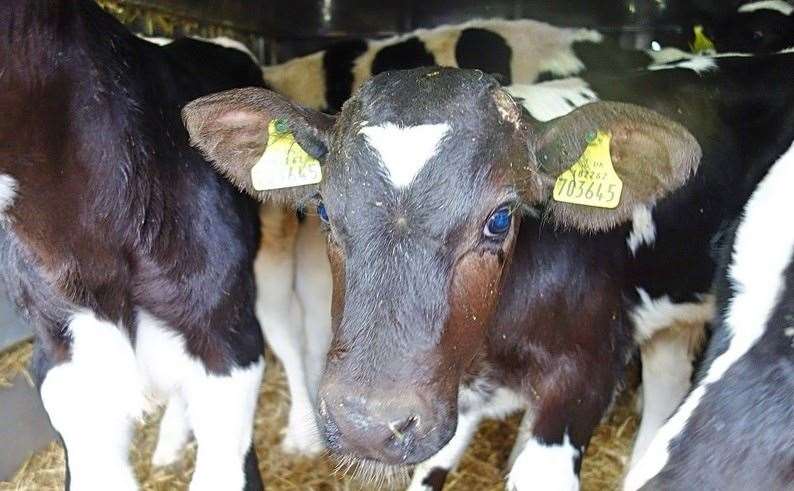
(527, 101, 701, 232)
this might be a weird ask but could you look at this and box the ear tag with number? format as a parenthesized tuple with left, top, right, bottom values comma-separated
(552, 130, 623, 209)
(690, 25, 716, 54)
(250, 119, 322, 191)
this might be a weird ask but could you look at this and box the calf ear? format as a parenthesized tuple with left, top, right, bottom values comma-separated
(182, 87, 335, 204)
(528, 101, 701, 232)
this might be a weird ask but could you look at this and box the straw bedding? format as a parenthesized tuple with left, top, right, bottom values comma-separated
(0, 343, 637, 491)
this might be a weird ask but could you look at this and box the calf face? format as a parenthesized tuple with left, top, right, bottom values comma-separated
(184, 67, 700, 465)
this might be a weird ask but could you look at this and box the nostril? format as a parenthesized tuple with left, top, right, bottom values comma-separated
(385, 414, 420, 449)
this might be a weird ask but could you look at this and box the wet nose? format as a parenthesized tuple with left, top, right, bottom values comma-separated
(318, 389, 445, 465)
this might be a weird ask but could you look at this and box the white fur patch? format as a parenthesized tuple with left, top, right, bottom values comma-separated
(40, 310, 146, 491)
(152, 393, 191, 467)
(630, 289, 715, 344)
(627, 206, 656, 255)
(738, 0, 794, 15)
(625, 141, 794, 490)
(0, 174, 18, 218)
(135, 310, 265, 490)
(507, 78, 597, 122)
(507, 434, 581, 491)
(359, 123, 450, 189)
(648, 56, 718, 74)
(137, 34, 173, 46)
(197, 36, 258, 63)
(187, 358, 264, 491)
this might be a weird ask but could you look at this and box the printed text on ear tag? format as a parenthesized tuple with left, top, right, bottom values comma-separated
(690, 25, 716, 54)
(552, 130, 623, 209)
(251, 119, 322, 191)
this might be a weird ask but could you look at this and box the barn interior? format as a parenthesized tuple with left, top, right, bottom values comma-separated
(0, 0, 774, 490)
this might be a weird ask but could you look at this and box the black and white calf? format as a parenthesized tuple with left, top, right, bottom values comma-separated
(625, 138, 794, 491)
(186, 50, 794, 489)
(0, 1, 267, 489)
(183, 67, 705, 489)
(262, 18, 618, 112)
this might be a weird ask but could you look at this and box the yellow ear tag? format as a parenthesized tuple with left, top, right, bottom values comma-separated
(552, 130, 623, 209)
(250, 119, 322, 191)
(690, 25, 716, 54)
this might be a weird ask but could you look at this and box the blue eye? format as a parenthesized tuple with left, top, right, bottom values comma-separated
(317, 202, 329, 223)
(484, 206, 512, 238)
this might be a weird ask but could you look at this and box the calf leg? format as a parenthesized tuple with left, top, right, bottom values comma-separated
(152, 393, 191, 466)
(38, 311, 146, 491)
(631, 321, 706, 466)
(184, 357, 265, 491)
(255, 205, 321, 454)
(506, 384, 613, 491)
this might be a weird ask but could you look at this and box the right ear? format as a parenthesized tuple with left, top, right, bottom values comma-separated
(182, 87, 335, 203)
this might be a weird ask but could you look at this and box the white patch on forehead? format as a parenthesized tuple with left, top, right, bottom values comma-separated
(627, 206, 657, 255)
(648, 56, 718, 74)
(0, 174, 18, 218)
(738, 0, 794, 15)
(626, 140, 794, 490)
(359, 122, 450, 189)
(507, 78, 597, 122)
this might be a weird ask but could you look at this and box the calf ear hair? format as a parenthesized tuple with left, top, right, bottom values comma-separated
(182, 87, 335, 205)
(528, 101, 702, 233)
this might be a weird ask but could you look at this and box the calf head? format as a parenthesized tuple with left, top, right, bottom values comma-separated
(183, 67, 700, 465)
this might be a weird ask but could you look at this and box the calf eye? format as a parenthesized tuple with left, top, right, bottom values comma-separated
(317, 201, 329, 223)
(484, 206, 512, 239)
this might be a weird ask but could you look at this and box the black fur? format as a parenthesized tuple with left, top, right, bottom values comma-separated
(0, 0, 266, 488)
(455, 28, 513, 85)
(371, 37, 436, 75)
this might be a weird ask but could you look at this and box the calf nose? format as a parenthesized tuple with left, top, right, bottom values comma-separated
(318, 391, 438, 465)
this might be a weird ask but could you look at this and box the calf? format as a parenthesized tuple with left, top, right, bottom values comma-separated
(263, 18, 616, 112)
(186, 52, 794, 489)
(625, 139, 794, 491)
(183, 67, 704, 488)
(0, 1, 268, 489)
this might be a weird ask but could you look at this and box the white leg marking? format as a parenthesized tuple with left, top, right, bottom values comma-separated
(630, 323, 705, 467)
(152, 393, 191, 467)
(625, 141, 794, 490)
(407, 412, 482, 491)
(186, 359, 264, 491)
(359, 123, 450, 189)
(507, 434, 581, 491)
(135, 311, 264, 490)
(40, 310, 145, 491)
(630, 289, 715, 344)
(0, 173, 18, 218)
(255, 205, 323, 455)
(626, 206, 656, 255)
(294, 214, 333, 400)
(738, 0, 794, 15)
